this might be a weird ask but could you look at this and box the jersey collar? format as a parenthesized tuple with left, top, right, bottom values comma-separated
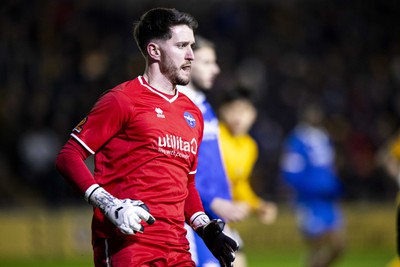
(138, 76, 179, 103)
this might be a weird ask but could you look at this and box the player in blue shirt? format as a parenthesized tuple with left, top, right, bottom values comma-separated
(280, 103, 345, 267)
(180, 35, 249, 267)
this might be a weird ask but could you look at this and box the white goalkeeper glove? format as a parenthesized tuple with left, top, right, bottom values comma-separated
(191, 212, 239, 267)
(85, 184, 155, 235)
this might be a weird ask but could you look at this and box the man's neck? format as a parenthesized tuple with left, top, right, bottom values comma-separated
(142, 73, 176, 95)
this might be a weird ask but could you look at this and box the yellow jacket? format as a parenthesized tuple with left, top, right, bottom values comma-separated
(391, 135, 400, 160)
(219, 123, 260, 210)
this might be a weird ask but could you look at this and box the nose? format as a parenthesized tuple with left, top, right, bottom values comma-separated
(187, 47, 195, 61)
(214, 63, 220, 75)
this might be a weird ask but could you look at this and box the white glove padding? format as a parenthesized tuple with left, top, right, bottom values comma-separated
(85, 185, 156, 235)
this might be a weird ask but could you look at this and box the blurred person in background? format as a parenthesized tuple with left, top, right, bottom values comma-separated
(55, 8, 238, 267)
(179, 35, 249, 267)
(18, 120, 62, 205)
(377, 133, 400, 267)
(218, 88, 278, 267)
(280, 102, 345, 267)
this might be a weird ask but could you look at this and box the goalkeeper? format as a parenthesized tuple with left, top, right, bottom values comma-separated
(56, 7, 238, 267)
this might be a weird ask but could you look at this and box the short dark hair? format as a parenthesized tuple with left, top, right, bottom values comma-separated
(194, 35, 215, 52)
(220, 87, 256, 106)
(133, 8, 198, 56)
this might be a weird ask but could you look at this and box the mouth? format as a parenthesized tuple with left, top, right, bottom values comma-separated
(181, 63, 191, 73)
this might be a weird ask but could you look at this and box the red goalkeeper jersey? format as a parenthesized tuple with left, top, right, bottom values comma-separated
(69, 76, 204, 244)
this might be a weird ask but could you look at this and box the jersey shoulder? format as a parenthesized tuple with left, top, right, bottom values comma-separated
(178, 91, 201, 111)
(177, 92, 203, 123)
(108, 77, 142, 99)
(100, 77, 158, 110)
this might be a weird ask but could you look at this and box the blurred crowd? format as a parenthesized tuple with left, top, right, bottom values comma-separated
(1, 0, 399, 207)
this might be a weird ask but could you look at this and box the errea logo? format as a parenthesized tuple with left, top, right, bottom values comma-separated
(155, 107, 165, 118)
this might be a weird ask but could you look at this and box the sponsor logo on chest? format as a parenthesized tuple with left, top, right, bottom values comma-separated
(157, 134, 198, 159)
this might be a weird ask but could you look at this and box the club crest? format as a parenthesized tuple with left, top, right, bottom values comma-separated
(184, 112, 196, 128)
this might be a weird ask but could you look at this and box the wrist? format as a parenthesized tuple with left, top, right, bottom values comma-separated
(84, 184, 101, 203)
(190, 212, 210, 231)
(84, 184, 120, 212)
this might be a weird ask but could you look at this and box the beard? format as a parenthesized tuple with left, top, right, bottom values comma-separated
(160, 52, 190, 86)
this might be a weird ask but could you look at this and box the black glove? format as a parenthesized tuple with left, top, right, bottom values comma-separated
(196, 219, 239, 267)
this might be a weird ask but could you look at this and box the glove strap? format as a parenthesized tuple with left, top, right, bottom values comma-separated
(84, 184, 120, 213)
(190, 212, 210, 231)
(84, 184, 101, 203)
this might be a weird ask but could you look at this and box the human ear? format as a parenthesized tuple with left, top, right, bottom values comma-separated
(147, 43, 160, 60)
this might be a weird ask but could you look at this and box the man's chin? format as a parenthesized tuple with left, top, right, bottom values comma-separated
(202, 84, 213, 90)
(176, 77, 191, 86)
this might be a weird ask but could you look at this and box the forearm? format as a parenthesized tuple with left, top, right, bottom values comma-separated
(196, 177, 232, 219)
(184, 174, 206, 223)
(55, 138, 96, 194)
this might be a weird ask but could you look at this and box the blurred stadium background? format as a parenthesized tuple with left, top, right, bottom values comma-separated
(1, 0, 400, 266)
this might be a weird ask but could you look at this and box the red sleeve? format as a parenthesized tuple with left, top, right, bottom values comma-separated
(184, 172, 205, 223)
(55, 138, 96, 195)
(71, 90, 129, 154)
(56, 89, 129, 196)
(184, 105, 205, 223)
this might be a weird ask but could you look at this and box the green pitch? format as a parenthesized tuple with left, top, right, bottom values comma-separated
(245, 249, 394, 267)
(0, 249, 394, 267)
(0, 203, 396, 266)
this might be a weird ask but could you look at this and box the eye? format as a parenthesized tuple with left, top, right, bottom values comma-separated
(177, 42, 190, 49)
